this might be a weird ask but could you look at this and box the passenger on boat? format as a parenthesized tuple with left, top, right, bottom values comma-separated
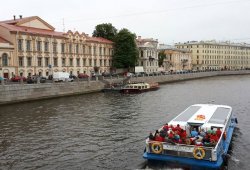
(191, 128, 198, 137)
(216, 128, 222, 138)
(175, 124, 182, 132)
(180, 129, 187, 142)
(160, 129, 167, 138)
(149, 132, 155, 140)
(163, 123, 169, 131)
(210, 131, 219, 144)
(174, 131, 181, 143)
(168, 131, 174, 140)
(202, 133, 211, 145)
(200, 129, 206, 138)
(155, 132, 165, 142)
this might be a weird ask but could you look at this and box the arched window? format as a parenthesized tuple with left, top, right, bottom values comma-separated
(2, 53, 8, 66)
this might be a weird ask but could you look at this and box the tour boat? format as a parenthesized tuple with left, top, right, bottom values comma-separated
(143, 104, 238, 169)
(120, 82, 159, 94)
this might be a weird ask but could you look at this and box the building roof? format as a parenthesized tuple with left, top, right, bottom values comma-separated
(86, 37, 113, 44)
(0, 36, 12, 44)
(0, 22, 66, 38)
(0, 16, 66, 38)
(0, 16, 55, 30)
(175, 40, 250, 48)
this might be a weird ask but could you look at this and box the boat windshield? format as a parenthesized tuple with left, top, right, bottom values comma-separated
(173, 106, 201, 122)
(208, 107, 230, 124)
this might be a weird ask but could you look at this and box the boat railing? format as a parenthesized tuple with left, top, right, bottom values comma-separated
(147, 140, 215, 161)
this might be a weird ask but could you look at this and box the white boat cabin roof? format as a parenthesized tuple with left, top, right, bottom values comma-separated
(124, 82, 150, 88)
(168, 104, 232, 129)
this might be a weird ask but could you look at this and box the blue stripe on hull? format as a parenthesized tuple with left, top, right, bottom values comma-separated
(143, 152, 223, 169)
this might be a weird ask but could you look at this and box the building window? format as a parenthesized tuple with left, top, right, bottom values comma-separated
(19, 57, 24, 67)
(93, 46, 96, 55)
(38, 57, 42, 67)
(27, 57, 32, 67)
(94, 59, 97, 66)
(70, 58, 73, 66)
(62, 58, 66, 66)
(99, 47, 102, 56)
(44, 42, 49, 52)
(53, 58, 58, 67)
(53, 43, 57, 53)
(69, 44, 72, 53)
(26, 40, 31, 51)
(104, 48, 106, 55)
(104, 60, 106, 66)
(18, 39, 23, 51)
(76, 44, 79, 54)
(37, 41, 42, 52)
(2, 53, 8, 66)
(83, 45, 86, 54)
(77, 58, 80, 66)
(83, 58, 86, 66)
(61, 43, 65, 53)
(45, 58, 49, 67)
(89, 46, 92, 55)
(46, 71, 49, 76)
(99, 59, 102, 66)
(89, 59, 92, 66)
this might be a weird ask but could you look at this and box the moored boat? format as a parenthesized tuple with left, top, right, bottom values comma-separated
(120, 82, 159, 94)
(143, 104, 238, 169)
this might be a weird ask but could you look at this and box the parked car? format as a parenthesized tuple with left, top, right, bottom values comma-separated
(11, 76, 27, 82)
(78, 73, 89, 78)
(91, 72, 101, 77)
(27, 76, 46, 84)
(0, 77, 7, 83)
(53, 72, 73, 82)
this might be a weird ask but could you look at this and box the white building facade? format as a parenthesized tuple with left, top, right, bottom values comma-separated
(136, 36, 159, 73)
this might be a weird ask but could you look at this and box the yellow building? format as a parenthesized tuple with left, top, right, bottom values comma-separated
(175, 40, 250, 71)
(158, 44, 192, 72)
(0, 36, 15, 78)
(0, 16, 113, 78)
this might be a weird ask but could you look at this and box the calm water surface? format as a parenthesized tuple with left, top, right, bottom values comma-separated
(0, 75, 250, 170)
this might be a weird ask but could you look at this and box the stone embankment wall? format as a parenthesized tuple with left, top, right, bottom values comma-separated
(0, 70, 250, 105)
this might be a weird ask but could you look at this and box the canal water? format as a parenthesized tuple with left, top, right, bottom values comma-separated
(0, 75, 250, 170)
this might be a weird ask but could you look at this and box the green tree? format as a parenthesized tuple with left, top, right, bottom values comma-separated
(113, 28, 139, 69)
(92, 23, 117, 41)
(158, 50, 166, 67)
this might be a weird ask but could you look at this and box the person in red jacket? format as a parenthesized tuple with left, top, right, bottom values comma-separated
(163, 123, 169, 131)
(180, 129, 187, 143)
(210, 132, 219, 145)
(216, 128, 222, 138)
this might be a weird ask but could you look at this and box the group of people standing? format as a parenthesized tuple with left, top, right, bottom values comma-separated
(148, 123, 223, 146)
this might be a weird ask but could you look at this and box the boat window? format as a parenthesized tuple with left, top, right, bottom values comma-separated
(173, 106, 201, 122)
(134, 86, 137, 88)
(138, 86, 141, 89)
(208, 107, 230, 124)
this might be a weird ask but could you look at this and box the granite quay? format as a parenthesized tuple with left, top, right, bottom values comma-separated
(0, 70, 250, 105)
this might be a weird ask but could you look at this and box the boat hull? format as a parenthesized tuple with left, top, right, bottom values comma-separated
(120, 86, 159, 94)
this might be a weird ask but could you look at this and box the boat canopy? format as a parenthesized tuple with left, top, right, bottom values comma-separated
(169, 104, 232, 128)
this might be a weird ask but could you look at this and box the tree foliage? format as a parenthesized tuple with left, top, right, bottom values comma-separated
(92, 23, 117, 41)
(158, 50, 166, 67)
(113, 28, 139, 69)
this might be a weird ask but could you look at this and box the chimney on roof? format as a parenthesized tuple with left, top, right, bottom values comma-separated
(13, 15, 16, 20)
(19, 15, 22, 19)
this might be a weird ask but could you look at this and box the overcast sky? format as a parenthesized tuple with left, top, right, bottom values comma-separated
(1, 0, 250, 44)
